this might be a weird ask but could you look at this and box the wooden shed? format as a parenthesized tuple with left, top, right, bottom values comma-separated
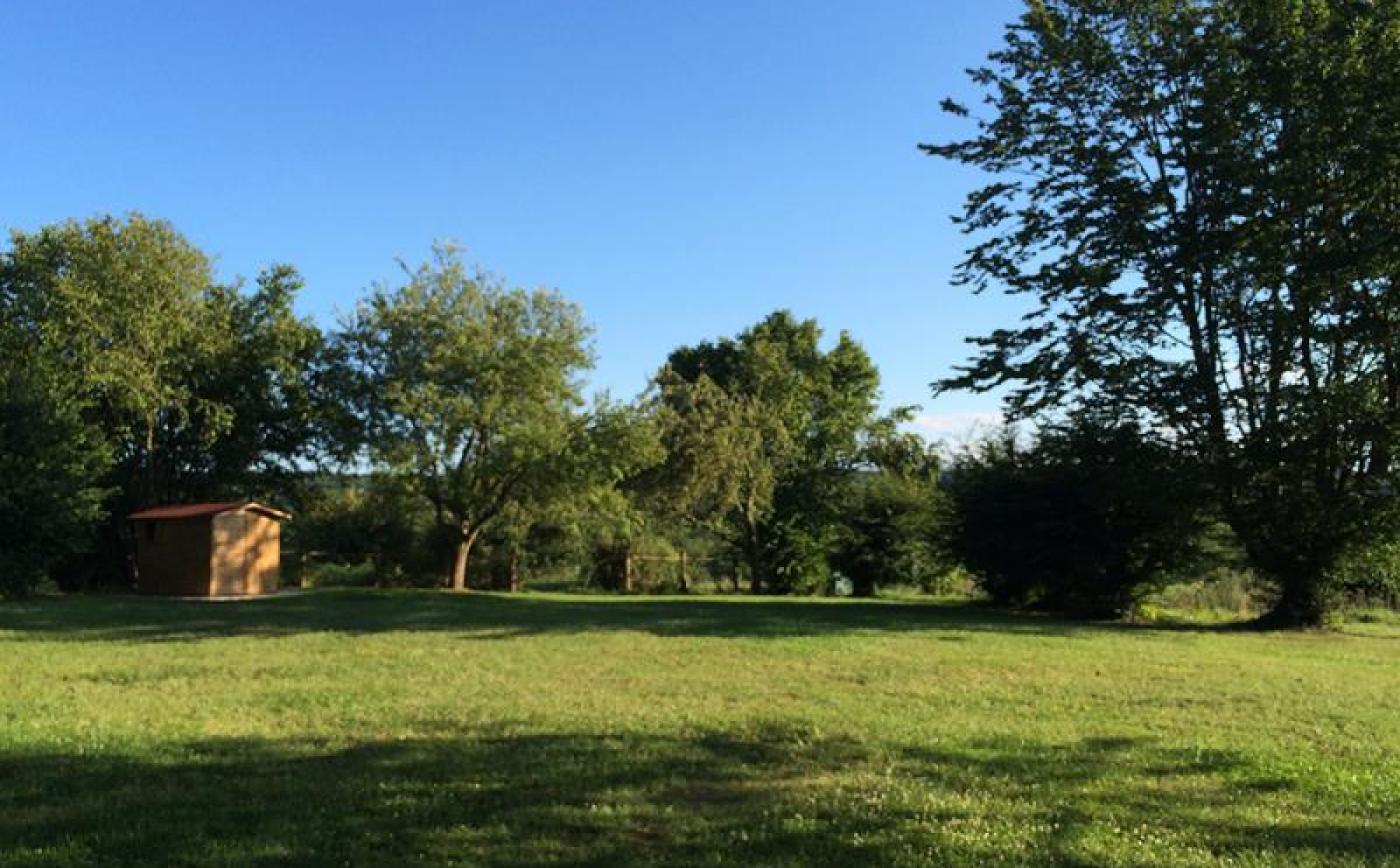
(129, 501, 290, 597)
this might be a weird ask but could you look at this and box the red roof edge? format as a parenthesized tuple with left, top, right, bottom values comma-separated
(128, 501, 291, 522)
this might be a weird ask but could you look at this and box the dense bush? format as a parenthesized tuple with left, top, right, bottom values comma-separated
(947, 420, 1213, 617)
(831, 472, 952, 597)
(1331, 540, 1400, 608)
(754, 515, 834, 595)
(302, 561, 378, 589)
(0, 371, 111, 597)
(287, 476, 445, 587)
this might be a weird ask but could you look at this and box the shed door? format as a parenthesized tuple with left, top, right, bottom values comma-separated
(249, 516, 280, 593)
(210, 512, 248, 596)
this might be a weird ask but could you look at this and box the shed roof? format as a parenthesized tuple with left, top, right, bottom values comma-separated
(128, 501, 291, 522)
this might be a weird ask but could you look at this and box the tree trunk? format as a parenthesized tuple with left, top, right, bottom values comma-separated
(1258, 576, 1330, 629)
(740, 529, 763, 595)
(745, 545, 764, 595)
(449, 531, 477, 592)
(1227, 505, 1337, 630)
(508, 551, 521, 593)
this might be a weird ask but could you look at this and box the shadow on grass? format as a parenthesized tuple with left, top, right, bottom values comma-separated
(0, 590, 1244, 644)
(1, 727, 1392, 866)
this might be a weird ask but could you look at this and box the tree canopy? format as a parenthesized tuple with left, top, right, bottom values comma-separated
(653, 311, 884, 592)
(334, 244, 599, 590)
(925, 0, 1400, 624)
(0, 213, 323, 590)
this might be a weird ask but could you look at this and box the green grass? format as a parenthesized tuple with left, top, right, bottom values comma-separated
(1, 591, 1397, 866)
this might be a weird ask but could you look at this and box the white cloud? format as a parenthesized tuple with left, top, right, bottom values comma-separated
(909, 410, 1003, 438)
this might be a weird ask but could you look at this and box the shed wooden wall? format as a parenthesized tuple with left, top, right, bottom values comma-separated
(134, 517, 212, 595)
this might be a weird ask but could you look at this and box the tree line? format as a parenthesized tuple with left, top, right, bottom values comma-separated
(0, 219, 949, 601)
(4, 1, 1399, 628)
(2, 211, 1395, 624)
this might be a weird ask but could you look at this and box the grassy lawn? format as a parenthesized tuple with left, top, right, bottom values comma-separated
(1, 591, 1397, 866)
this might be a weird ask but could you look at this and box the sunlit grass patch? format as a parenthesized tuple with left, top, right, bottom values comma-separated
(1, 590, 1396, 866)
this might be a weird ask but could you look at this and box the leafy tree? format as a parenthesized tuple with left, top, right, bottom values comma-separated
(2, 214, 326, 586)
(0, 362, 110, 596)
(649, 374, 778, 589)
(653, 311, 882, 592)
(478, 399, 663, 591)
(926, 0, 1400, 624)
(333, 245, 595, 590)
(2, 215, 215, 515)
(947, 418, 1212, 617)
(159, 265, 327, 501)
(831, 424, 952, 597)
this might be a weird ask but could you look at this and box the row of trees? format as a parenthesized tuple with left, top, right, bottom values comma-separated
(6, 0, 1398, 627)
(0, 217, 952, 600)
(3, 207, 1396, 623)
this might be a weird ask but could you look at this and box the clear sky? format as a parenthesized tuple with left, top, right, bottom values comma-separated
(3, 0, 1024, 438)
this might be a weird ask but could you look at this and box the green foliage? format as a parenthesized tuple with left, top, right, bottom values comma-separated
(832, 425, 953, 597)
(333, 244, 599, 589)
(287, 475, 443, 587)
(2, 215, 214, 485)
(653, 311, 883, 592)
(479, 397, 666, 591)
(832, 476, 951, 598)
(301, 560, 378, 589)
(165, 265, 327, 500)
(584, 542, 635, 592)
(0, 365, 111, 597)
(947, 419, 1213, 617)
(1, 214, 324, 587)
(1331, 538, 1400, 608)
(927, 0, 1400, 625)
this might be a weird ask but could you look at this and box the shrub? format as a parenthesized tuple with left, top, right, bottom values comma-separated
(0, 370, 111, 597)
(1331, 539, 1400, 609)
(947, 419, 1213, 617)
(287, 475, 445, 587)
(302, 561, 378, 588)
(830, 472, 952, 597)
(757, 517, 833, 595)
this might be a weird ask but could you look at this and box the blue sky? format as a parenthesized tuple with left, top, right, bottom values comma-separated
(3, 0, 1024, 437)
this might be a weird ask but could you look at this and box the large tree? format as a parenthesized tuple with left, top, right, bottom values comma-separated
(334, 245, 595, 590)
(477, 398, 663, 591)
(653, 311, 882, 592)
(1, 214, 324, 586)
(0, 349, 111, 596)
(158, 265, 327, 501)
(2, 215, 214, 513)
(926, 0, 1400, 625)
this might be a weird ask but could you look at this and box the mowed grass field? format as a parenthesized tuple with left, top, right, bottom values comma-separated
(1, 591, 1397, 867)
